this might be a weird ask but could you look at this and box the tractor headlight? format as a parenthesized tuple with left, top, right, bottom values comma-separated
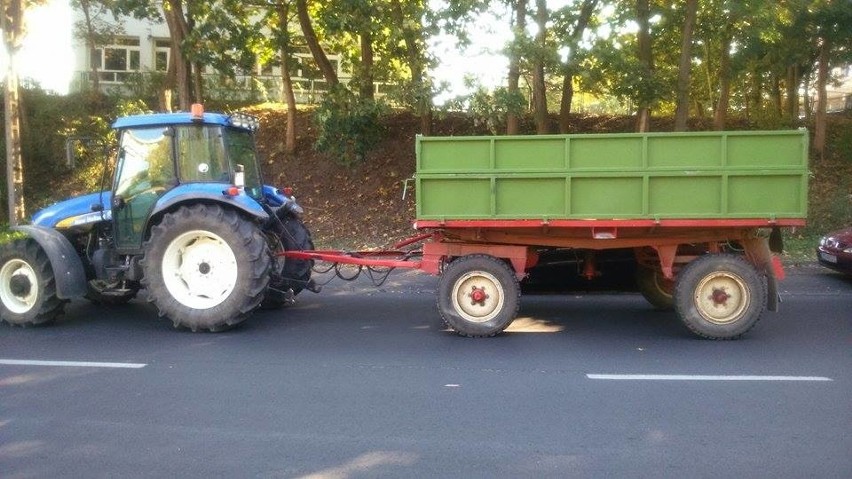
(228, 112, 260, 132)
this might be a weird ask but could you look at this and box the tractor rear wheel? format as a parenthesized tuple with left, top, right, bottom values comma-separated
(141, 204, 270, 332)
(0, 238, 64, 326)
(263, 217, 314, 309)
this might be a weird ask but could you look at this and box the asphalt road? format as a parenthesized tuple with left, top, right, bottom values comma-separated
(1, 264, 850, 478)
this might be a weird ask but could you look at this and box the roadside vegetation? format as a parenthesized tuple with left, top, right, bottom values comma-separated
(0, 90, 849, 262)
(1, 1, 850, 260)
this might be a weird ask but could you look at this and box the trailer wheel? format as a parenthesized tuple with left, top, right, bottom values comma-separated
(141, 204, 270, 332)
(438, 255, 520, 337)
(0, 238, 64, 326)
(636, 266, 674, 310)
(674, 254, 766, 340)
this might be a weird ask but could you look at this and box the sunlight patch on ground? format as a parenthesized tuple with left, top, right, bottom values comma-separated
(504, 316, 565, 333)
(297, 451, 418, 479)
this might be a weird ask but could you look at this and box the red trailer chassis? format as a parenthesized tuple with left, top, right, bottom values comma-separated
(281, 217, 802, 340)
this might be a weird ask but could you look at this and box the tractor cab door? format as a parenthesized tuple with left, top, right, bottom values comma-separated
(112, 127, 176, 251)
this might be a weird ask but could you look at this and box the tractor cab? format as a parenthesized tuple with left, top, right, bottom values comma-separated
(110, 105, 266, 252)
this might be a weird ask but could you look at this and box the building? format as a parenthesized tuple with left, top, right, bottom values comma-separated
(70, 8, 350, 104)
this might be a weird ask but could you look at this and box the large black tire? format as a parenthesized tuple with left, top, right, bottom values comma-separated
(0, 238, 64, 326)
(437, 255, 520, 337)
(636, 266, 674, 310)
(86, 279, 139, 305)
(674, 254, 766, 340)
(140, 204, 271, 332)
(263, 217, 314, 308)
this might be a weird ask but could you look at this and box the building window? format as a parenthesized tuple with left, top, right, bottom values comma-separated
(91, 37, 141, 83)
(155, 39, 170, 72)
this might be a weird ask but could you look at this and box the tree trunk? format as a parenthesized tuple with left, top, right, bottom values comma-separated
(296, 0, 339, 87)
(359, 30, 374, 100)
(160, 47, 176, 111)
(532, 0, 548, 134)
(713, 29, 731, 130)
(192, 62, 203, 104)
(559, 74, 574, 133)
(814, 38, 829, 157)
(558, 0, 597, 133)
(278, 3, 297, 154)
(635, 0, 653, 132)
(674, 0, 697, 131)
(78, 0, 101, 94)
(771, 74, 782, 118)
(164, 0, 191, 110)
(506, 0, 527, 135)
(802, 73, 811, 121)
(786, 64, 799, 121)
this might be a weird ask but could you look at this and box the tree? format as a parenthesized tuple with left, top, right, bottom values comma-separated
(673, 0, 696, 131)
(265, 0, 298, 153)
(391, 0, 433, 134)
(554, 0, 597, 133)
(634, 0, 653, 132)
(296, 0, 338, 87)
(810, 0, 852, 156)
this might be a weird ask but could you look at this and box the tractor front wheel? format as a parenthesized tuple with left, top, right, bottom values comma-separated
(0, 238, 64, 326)
(141, 204, 270, 332)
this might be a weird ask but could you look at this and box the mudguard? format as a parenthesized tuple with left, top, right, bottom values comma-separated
(151, 184, 269, 222)
(12, 225, 88, 299)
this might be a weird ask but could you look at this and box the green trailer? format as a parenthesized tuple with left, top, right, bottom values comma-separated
(415, 130, 807, 222)
(290, 130, 809, 340)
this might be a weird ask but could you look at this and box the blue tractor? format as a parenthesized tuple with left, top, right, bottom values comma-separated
(0, 106, 315, 331)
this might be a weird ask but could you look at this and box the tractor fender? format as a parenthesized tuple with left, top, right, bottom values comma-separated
(150, 187, 269, 223)
(12, 225, 88, 299)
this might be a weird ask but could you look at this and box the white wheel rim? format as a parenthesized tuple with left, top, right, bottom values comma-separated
(451, 270, 505, 323)
(693, 272, 749, 324)
(162, 230, 238, 310)
(0, 259, 39, 314)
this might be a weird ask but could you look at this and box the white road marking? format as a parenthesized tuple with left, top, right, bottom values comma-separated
(586, 374, 832, 382)
(0, 359, 147, 369)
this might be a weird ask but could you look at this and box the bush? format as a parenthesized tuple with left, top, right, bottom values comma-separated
(314, 85, 385, 166)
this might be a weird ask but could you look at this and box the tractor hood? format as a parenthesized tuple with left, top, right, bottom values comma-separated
(31, 191, 111, 229)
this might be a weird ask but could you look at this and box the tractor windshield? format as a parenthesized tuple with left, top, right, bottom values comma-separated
(175, 126, 228, 183)
(173, 125, 263, 200)
(224, 128, 263, 200)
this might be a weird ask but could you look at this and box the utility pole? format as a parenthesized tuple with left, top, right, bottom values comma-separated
(2, 0, 27, 225)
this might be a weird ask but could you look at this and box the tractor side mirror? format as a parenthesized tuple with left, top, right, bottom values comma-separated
(65, 136, 110, 169)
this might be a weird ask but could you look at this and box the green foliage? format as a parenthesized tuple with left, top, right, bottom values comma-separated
(314, 86, 386, 166)
(443, 84, 526, 135)
(0, 228, 26, 244)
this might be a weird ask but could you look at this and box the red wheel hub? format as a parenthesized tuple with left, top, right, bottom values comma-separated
(710, 288, 730, 305)
(469, 286, 488, 305)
